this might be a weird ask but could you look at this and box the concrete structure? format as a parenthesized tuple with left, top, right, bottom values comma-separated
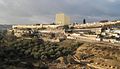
(73, 21, 120, 29)
(11, 24, 64, 37)
(55, 13, 70, 25)
(12, 24, 62, 30)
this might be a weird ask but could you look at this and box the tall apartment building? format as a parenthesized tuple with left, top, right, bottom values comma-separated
(55, 13, 70, 25)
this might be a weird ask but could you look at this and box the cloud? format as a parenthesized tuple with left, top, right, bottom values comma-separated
(0, 0, 120, 24)
(107, 0, 116, 2)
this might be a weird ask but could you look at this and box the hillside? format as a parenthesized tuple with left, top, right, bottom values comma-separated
(0, 25, 12, 31)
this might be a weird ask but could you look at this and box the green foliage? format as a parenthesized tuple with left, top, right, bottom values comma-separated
(0, 31, 82, 69)
(63, 25, 69, 30)
(0, 30, 7, 40)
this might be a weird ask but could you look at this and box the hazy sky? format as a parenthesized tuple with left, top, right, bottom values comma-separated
(0, 0, 120, 24)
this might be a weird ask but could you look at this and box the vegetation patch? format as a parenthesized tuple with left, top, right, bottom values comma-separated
(0, 31, 83, 69)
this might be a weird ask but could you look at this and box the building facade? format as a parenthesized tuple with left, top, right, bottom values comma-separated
(55, 13, 70, 25)
(10, 24, 64, 37)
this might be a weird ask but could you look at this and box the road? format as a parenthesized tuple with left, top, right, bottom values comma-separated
(66, 34, 120, 47)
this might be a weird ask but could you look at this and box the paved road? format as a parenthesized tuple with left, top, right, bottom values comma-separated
(67, 34, 120, 47)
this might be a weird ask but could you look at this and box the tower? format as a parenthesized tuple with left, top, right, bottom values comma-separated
(55, 13, 70, 25)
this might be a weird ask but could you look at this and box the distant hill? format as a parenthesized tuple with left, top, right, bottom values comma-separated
(0, 25, 12, 31)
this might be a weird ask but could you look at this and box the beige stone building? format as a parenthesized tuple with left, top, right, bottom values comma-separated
(11, 24, 64, 37)
(55, 13, 70, 25)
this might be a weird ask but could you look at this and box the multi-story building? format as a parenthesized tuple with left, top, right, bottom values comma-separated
(55, 13, 70, 25)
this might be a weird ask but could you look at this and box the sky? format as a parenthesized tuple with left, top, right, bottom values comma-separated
(0, 0, 120, 24)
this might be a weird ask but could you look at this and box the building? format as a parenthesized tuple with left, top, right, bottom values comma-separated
(55, 13, 70, 25)
(10, 24, 64, 37)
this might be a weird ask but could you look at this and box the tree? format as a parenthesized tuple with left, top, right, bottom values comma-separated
(63, 25, 69, 30)
(0, 30, 7, 40)
(50, 22, 55, 25)
(83, 19, 86, 24)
